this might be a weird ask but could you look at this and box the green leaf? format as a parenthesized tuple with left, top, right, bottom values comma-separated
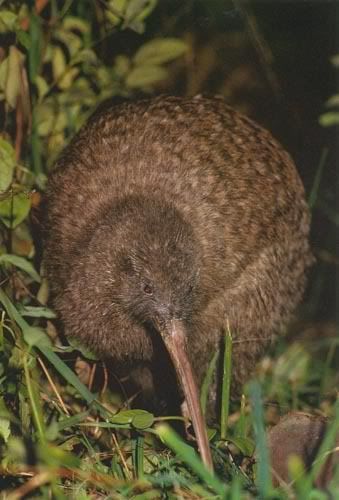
(0, 192, 31, 228)
(63, 16, 90, 34)
(319, 111, 339, 127)
(110, 409, 154, 429)
(36, 101, 69, 136)
(17, 305, 56, 319)
(124, 0, 157, 26)
(228, 435, 255, 456)
(114, 55, 130, 77)
(35, 75, 49, 100)
(330, 53, 339, 67)
(5, 437, 27, 464)
(59, 67, 80, 90)
(0, 254, 41, 282)
(110, 409, 140, 424)
(126, 65, 168, 89)
(71, 49, 98, 65)
(325, 93, 339, 107)
(23, 326, 52, 348)
(125, 19, 145, 34)
(67, 337, 99, 361)
(105, 0, 127, 26)
(17, 30, 31, 50)
(134, 38, 187, 66)
(36, 102, 56, 136)
(125, 0, 149, 21)
(0, 417, 11, 443)
(4, 46, 24, 108)
(132, 411, 154, 429)
(54, 29, 82, 57)
(0, 138, 16, 192)
(52, 46, 67, 81)
(45, 420, 59, 441)
(0, 398, 19, 424)
(0, 11, 18, 32)
(0, 57, 9, 91)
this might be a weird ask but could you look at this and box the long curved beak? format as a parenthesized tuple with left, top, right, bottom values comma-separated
(159, 319, 213, 470)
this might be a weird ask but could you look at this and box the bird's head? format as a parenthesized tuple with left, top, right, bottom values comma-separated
(115, 219, 200, 328)
(84, 196, 213, 468)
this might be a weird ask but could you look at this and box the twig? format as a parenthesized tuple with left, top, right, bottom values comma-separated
(7, 471, 52, 500)
(112, 431, 132, 479)
(0, 464, 135, 489)
(38, 356, 70, 415)
(88, 362, 97, 391)
(101, 362, 108, 394)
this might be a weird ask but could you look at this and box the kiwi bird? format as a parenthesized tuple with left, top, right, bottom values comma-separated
(44, 96, 313, 469)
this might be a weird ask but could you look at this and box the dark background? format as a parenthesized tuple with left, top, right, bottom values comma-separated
(140, 0, 339, 326)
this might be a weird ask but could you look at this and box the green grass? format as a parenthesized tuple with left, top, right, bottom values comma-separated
(0, 284, 337, 497)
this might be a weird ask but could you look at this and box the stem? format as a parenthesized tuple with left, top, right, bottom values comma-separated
(220, 322, 232, 440)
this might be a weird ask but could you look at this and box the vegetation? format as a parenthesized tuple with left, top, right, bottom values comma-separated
(0, 1, 337, 498)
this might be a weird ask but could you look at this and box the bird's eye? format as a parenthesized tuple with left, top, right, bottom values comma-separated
(143, 284, 153, 295)
(120, 255, 134, 275)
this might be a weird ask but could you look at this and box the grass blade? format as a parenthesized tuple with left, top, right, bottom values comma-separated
(23, 352, 46, 442)
(0, 254, 41, 282)
(0, 288, 27, 330)
(0, 289, 98, 407)
(37, 344, 97, 405)
(220, 323, 232, 440)
(237, 394, 247, 438)
(156, 424, 227, 497)
(200, 350, 218, 416)
(133, 435, 145, 479)
(248, 380, 272, 497)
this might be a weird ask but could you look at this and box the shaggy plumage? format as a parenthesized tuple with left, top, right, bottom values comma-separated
(44, 95, 313, 416)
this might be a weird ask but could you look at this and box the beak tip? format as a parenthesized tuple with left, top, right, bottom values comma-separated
(160, 319, 213, 470)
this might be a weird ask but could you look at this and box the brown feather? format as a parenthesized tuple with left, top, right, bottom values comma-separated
(44, 95, 313, 417)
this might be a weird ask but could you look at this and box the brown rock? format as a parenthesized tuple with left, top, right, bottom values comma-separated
(267, 411, 339, 488)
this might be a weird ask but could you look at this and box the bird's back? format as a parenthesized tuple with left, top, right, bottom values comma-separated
(46, 95, 310, 288)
